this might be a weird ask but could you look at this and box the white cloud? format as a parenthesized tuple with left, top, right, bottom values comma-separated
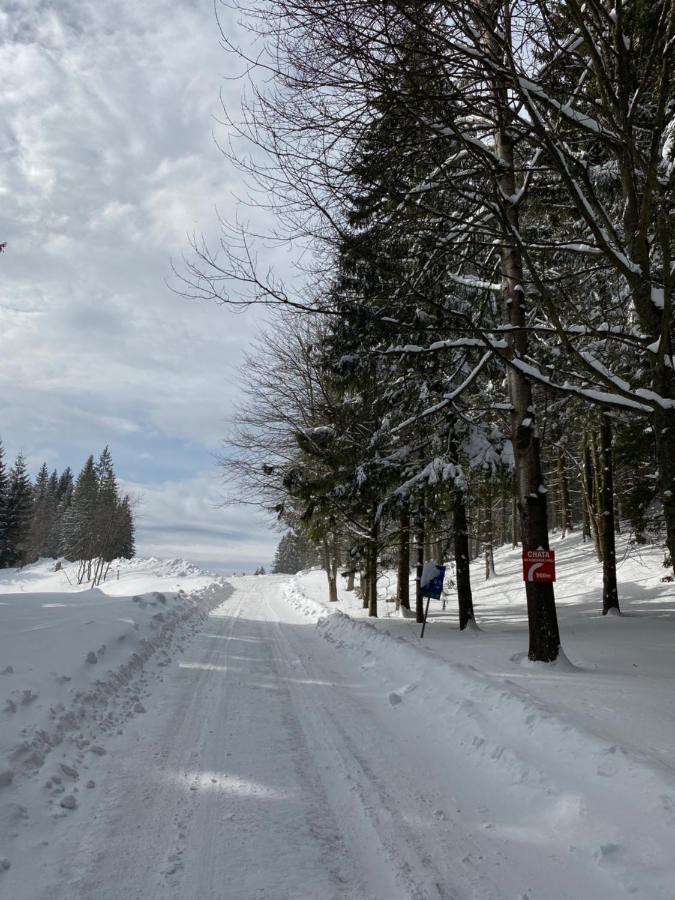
(0, 0, 281, 565)
(121, 471, 280, 572)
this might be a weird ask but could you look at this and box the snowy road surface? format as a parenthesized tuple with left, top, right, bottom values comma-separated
(11, 575, 673, 899)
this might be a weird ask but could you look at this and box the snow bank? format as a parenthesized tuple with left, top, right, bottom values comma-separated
(282, 580, 329, 620)
(0, 557, 229, 822)
(283, 567, 675, 898)
(294, 533, 675, 771)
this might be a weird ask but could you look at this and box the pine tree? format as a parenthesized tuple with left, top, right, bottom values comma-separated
(94, 446, 120, 563)
(6, 453, 34, 567)
(44, 470, 61, 557)
(0, 441, 9, 568)
(27, 462, 52, 562)
(62, 455, 98, 573)
(272, 530, 318, 574)
(50, 468, 73, 559)
(0, 443, 135, 577)
(116, 495, 135, 560)
(57, 467, 74, 502)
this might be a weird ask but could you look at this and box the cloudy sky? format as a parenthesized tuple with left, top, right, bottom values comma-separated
(0, 0, 282, 571)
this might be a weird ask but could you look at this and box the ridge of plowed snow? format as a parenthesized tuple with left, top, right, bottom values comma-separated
(0, 558, 230, 830)
(283, 575, 675, 897)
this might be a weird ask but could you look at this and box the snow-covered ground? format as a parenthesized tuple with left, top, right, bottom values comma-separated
(285, 532, 675, 897)
(0, 557, 230, 887)
(1, 538, 674, 899)
(295, 531, 675, 772)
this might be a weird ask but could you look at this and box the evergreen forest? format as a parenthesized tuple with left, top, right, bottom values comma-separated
(199, 0, 675, 663)
(0, 442, 135, 585)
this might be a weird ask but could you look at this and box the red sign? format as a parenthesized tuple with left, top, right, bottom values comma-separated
(522, 548, 556, 583)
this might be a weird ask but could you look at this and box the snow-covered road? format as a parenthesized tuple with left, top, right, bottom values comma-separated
(12, 575, 672, 899)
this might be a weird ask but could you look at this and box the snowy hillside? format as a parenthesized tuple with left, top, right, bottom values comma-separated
(0, 556, 229, 872)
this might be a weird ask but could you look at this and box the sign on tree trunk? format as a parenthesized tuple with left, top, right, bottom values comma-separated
(522, 549, 556, 583)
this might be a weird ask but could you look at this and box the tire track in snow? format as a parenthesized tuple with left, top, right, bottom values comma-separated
(266, 600, 470, 900)
(37, 584, 243, 900)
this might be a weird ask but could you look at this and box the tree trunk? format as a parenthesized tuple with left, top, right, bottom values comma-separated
(453, 486, 474, 630)
(581, 459, 591, 541)
(499, 483, 508, 547)
(600, 416, 620, 615)
(483, 481, 496, 580)
(490, 39, 560, 661)
(471, 500, 481, 560)
(424, 531, 432, 563)
(322, 535, 338, 602)
(653, 407, 675, 573)
(614, 492, 622, 534)
(415, 498, 425, 624)
(397, 502, 410, 610)
(511, 495, 519, 548)
(368, 519, 378, 618)
(346, 570, 355, 592)
(557, 448, 573, 538)
(583, 439, 602, 560)
(331, 532, 340, 595)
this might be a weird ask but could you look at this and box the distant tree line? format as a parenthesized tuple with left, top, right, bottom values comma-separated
(272, 530, 320, 575)
(0, 442, 135, 583)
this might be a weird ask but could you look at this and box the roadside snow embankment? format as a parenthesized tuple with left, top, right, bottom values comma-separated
(283, 575, 675, 898)
(282, 579, 330, 620)
(0, 558, 229, 809)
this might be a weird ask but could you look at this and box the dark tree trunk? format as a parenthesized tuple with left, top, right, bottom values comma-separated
(583, 439, 602, 560)
(322, 535, 338, 602)
(415, 498, 425, 624)
(557, 448, 573, 538)
(621, 188, 675, 575)
(600, 416, 620, 615)
(499, 483, 508, 547)
(453, 486, 474, 630)
(424, 531, 432, 563)
(346, 570, 355, 591)
(471, 500, 481, 560)
(653, 407, 675, 573)
(581, 462, 591, 541)
(397, 502, 410, 610)
(511, 495, 519, 548)
(615, 492, 622, 534)
(491, 46, 560, 661)
(483, 481, 496, 580)
(514, 428, 561, 661)
(368, 519, 378, 618)
(331, 533, 340, 596)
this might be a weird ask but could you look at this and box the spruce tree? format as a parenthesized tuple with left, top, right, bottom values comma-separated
(6, 453, 34, 567)
(94, 446, 120, 565)
(51, 468, 73, 559)
(272, 530, 318, 574)
(62, 455, 98, 571)
(27, 462, 52, 562)
(57, 467, 74, 502)
(44, 470, 61, 557)
(0, 441, 9, 568)
(116, 495, 135, 560)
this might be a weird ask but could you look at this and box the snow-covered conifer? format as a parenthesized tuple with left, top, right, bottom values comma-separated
(6, 453, 34, 567)
(0, 441, 9, 567)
